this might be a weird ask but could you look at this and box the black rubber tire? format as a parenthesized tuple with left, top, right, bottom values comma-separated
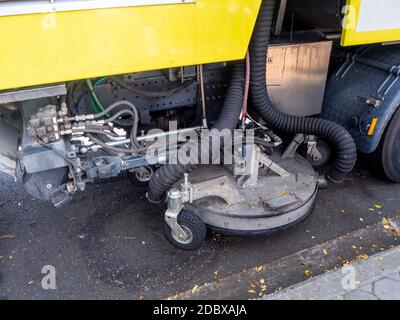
(163, 210, 207, 251)
(371, 107, 400, 182)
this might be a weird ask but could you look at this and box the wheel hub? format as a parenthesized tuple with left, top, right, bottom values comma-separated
(172, 225, 193, 245)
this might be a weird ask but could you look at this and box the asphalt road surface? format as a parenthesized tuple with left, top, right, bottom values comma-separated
(1, 163, 400, 300)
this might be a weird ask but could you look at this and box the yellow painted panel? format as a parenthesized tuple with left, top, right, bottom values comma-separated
(342, 0, 400, 46)
(0, 0, 262, 90)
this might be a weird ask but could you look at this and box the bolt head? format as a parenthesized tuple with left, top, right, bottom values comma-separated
(169, 188, 181, 198)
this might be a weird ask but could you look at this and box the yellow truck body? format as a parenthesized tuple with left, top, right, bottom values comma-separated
(0, 0, 261, 91)
(1, 0, 400, 91)
(342, 0, 400, 46)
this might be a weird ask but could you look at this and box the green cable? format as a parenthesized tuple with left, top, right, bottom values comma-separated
(86, 79, 109, 117)
(90, 96, 100, 114)
(95, 77, 108, 86)
(86, 78, 130, 126)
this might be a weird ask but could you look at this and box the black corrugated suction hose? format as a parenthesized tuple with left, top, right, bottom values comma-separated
(250, 0, 357, 182)
(148, 0, 357, 203)
(147, 63, 245, 203)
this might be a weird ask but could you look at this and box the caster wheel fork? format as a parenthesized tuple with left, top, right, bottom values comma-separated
(163, 188, 206, 250)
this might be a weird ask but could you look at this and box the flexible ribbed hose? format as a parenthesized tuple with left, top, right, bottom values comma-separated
(250, 0, 357, 181)
(147, 63, 246, 203)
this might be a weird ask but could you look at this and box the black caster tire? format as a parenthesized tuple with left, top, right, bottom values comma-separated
(163, 210, 207, 251)
(370, 107, 400, 182)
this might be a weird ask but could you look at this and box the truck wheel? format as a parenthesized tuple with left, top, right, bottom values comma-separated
(163, 210, 207, 250)
(371, 107, 400, 182)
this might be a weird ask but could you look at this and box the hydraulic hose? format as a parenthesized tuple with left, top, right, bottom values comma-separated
(147, 63, 246, 203)
(249, 0, 357, 182)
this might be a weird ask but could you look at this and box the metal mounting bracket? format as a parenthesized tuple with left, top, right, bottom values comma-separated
(165, 188, 188, 241)
(238, 143, 290, 188)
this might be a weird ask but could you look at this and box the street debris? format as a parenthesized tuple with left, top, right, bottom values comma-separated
(382, 217, 400, 237)
(248, 279, 267, 297)
(191, 285, 199, 294)
(304, 270, 312, 277)
(0, 234, 15, 240)
(255, 266, 264, 272)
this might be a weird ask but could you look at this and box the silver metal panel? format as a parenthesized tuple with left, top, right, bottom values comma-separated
(0, 84, 66, 104)
(0, 0, 195, 17)
(266, 41, 333, 116)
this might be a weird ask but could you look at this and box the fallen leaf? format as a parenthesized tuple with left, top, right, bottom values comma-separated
(323, 249, 328, 256)
(255, 266, 263, 272)
(304, 270, 312, 277)
(191, 285, 199, 293)
(374, 204, 382, 209)
(248, 289, 256, 294)
(0, 234, 15, 240)
(382, 217, 400, 237)
(259, 278, 265, 284)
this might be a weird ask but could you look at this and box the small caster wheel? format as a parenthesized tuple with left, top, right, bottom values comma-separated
(163, 210, 207, 250)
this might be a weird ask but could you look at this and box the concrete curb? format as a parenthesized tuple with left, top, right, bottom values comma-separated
(167, 216, 400, 300)
(265, 243, 400, 300)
